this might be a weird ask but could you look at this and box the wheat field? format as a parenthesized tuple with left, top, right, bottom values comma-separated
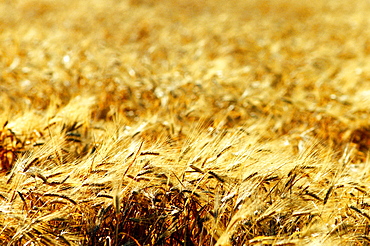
(1, 0, 370, 245)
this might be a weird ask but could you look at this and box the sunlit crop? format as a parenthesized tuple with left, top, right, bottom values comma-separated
(1, 0, 370, 245)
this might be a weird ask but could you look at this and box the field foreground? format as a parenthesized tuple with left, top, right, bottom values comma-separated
(2, 0, 370, 245)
